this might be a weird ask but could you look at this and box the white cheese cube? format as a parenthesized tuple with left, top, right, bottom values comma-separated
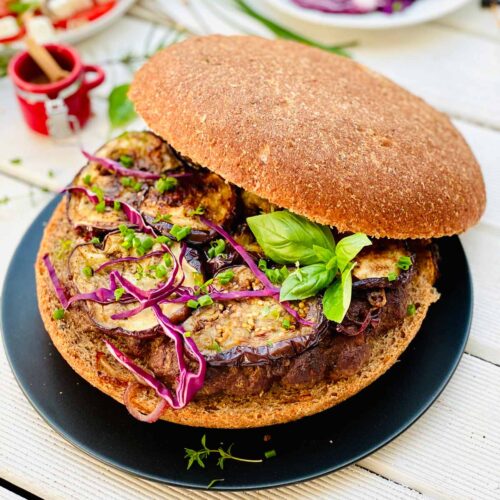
(26, 16, 57, 44)
(48, 0, 93, 20)
(0, 16, 20, 40)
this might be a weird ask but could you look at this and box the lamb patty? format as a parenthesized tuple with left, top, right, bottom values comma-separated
(142, 281, 410, 398)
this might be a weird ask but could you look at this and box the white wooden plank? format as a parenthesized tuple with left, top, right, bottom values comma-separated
(0, 350, 420, 500)
(435, 2, 500, 43)
(360, 354, 500, 499)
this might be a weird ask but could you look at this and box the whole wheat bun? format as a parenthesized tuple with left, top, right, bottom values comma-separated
(36, 201, 439, 428)
(130, 35, 486, 239)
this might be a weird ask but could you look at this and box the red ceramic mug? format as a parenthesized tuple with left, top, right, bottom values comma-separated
(8, 44, 105, 137)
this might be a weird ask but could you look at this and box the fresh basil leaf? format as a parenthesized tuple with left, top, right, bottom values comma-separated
(336, 233, 371, 272)
(247, 211, 335, 266)
(279, 264, 334, 301)
(322, 262, 355, 323)
(108, 84, 137, 129)
(312, 244, 334, 263)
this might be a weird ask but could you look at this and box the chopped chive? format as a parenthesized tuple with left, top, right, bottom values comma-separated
(187, 299, 199, 309)
(90, 237, 100, 245)
(114, 287, 125, 301)
(141, 237, 154, 252)
(162, 253, 172, 267)
(119, 154, 134, 167)
(407, 303, 416, 316)
(207, 479, 224, 489)
(120, 176, 133, 187)
(53, 308, 65, 320)
(198, 294, 214, 307)
(170, 224, 191, 241)
(264, 449, 277, 459)
(82, 174, 92, 186)
(282, 318, 291, 330)
(387, 272, 398, 282)
(113, 200, 121, 211)
(10, 157, 22, 165)
(397, 255, 412, 271)
(155, 235, 169, 245)
(184, 331, 192, 338)
(95, 200, 106, 213)
(155, 264, 167, 279)
(208, 239, 226, 259)
(132, 180, 143, 192)
(217, 269, 234, 285)
(82, 265, 93, 278)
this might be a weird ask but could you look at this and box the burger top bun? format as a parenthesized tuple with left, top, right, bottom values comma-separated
(130, 35, 486, 239)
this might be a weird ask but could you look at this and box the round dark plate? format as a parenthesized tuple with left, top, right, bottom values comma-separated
(2, 197, 472, 491)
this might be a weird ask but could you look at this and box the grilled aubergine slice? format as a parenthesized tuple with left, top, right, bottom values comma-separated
(140, 168, 237, 244)
(183, 266, 328, 366)
(67, 131, 182, 232)
(68, 231, 202, 336)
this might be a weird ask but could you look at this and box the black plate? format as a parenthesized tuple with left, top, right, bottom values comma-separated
(2, 197, 472, 491)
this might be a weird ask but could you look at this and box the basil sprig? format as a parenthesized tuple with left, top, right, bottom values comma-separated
(247, 211, 371, 323)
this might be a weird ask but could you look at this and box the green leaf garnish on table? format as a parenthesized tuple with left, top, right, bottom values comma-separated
(108, 84, 137, 129)
(234, 0, 356, 57)
(184, 434, 263, 470)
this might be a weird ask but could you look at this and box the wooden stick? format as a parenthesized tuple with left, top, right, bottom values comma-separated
(25, 36, 69, 83)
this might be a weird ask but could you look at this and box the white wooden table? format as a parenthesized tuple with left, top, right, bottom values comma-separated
(1, 1, 499, 498)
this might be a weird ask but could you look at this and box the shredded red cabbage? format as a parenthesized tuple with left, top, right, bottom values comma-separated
(42, 254, 69, 308)
(200, 216, 313, 326)
(291, 0, 413, 14)
(82, 151, 191, 180)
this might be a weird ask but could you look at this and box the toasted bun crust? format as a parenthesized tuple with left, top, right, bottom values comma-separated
(130, 35, 486, 239)
(36, 200, 439, 428)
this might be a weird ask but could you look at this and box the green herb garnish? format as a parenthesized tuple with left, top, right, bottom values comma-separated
(155, 176, 178, 194)
(155, 264, 167, 279)
(207, 239, 226, 259)
(397, 256, 412, 271)
(258, 259, 289, 285)
(153, 213, 172, 223)
(113, 200, 121, 211)
(207, 479, 224, 489)
(119, 154, 134, 167)
(187, 299, 199, 309)
(189, 205, 205, 216)
(53, 308, 65, 320)
(114, 287, 125, 301)
(170, 224, 191, 241)
(83, 174, 92, 186)
(90, 237, 100, 245)
(10, 157, 22, 165)
(387, 272, 398, 282)
(185, 435, 262, 470)
(264, 449, 277, 459)
(217, 270, 234, 285)
(407, 303, 416, 316)
(198, 294, 214, 307)
(282, 318, 291, 330)
(82, 265, 93, 278)
(108, 84, 137, 130)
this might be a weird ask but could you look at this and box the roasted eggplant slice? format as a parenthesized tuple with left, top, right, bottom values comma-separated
(69, 231, 201, 335)
(183, 266, 327, 366)
(141, 168, 237, 244)
(353, 241, 414, 289)
(67, 131, 181, 231)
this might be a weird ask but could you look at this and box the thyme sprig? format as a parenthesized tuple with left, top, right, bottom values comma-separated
(184, 435, 263, 470)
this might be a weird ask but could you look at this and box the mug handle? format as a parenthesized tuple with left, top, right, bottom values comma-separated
(82, 64, 105, 91)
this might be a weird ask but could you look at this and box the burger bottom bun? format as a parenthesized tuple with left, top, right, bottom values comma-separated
(36, 201, 439, 428)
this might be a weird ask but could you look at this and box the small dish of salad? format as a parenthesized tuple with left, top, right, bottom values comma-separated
(0, 0, 134, 45)
(259, 0, 472, 29)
